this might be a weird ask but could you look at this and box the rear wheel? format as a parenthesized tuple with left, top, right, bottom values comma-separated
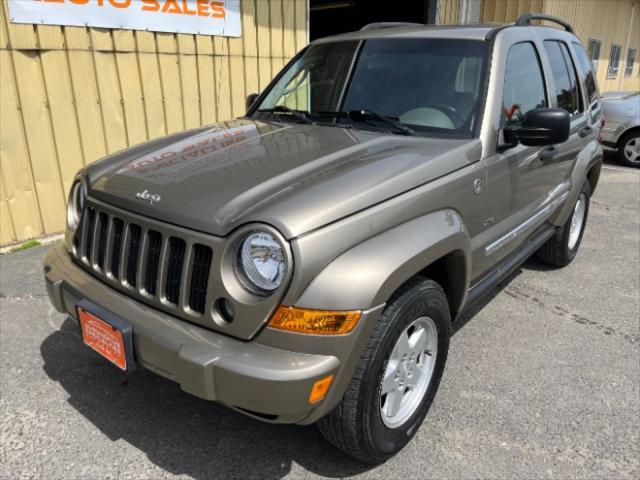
(317, 278, 450, 464)
(618, 131, 640, 168)
(535, 179, 590, 267)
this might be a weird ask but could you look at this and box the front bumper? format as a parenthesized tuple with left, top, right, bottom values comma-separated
(44, 244, 342, 424)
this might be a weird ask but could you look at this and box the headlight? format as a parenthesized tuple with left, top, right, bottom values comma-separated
(66, 181, 85, 232)
(237, 231, 286, 294)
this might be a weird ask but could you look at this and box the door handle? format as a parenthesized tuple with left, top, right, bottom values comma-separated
(539, 146, 558, 161)
(579, 126, 593, 138)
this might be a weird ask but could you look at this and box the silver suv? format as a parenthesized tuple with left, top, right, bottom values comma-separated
(44, 14, 603, 463)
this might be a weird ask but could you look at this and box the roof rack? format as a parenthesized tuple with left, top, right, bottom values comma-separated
(516, 13, 574, 33)
(360, 22, 424, 31)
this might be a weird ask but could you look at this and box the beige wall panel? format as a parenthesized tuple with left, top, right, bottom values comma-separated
(39, 50, 85, 194)
(198, 53, 217, 124)
(244, 55, 260, 98)
(214, 36, 229, 55)
(93, 51, 128, 152)
(137, 52, 168, 139)
(242, 0, 259, 57)
(135, 31, 157, 53)
(258, 56, 272, 91)
(156, 32, 178, 54)
(256, 0, 271, 57)
(116, 51, 148, 145)
(158, 53, 186, 134)
(0, 50, 43, 241)
(90, 28, 114, 52)
(4, 13, 38, 49)
(11, 50, 65, 234)
(214, 55, 233, 121)
(180, 52, 202, 129)
(65, 49, 108, 164)
(196, 35, 214, 55)
(229, 55, 247, 118)
(283, 0, 296, 58)
(295, 0, 307, 51)
(64, 26, 91, 50)
(0, 177, 16, 245)
(113, 30, 136, 52)
(270, 0, 284, 58)
(0, 1, 9, 49)
(36, 25, 64, 50)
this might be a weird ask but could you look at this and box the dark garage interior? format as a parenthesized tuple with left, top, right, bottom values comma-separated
(309, 0, 434, 40)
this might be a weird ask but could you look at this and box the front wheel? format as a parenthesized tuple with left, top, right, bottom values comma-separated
(317, 278, 450, 464)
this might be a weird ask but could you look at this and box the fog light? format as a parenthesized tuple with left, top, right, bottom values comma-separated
(268, 306, 361, 335)
(309, 375, 334, 404)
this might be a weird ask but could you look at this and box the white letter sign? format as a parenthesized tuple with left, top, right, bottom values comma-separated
(7, 0, 241, 37)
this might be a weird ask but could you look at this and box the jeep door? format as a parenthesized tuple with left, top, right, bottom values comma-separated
(473, 38, 556, 279)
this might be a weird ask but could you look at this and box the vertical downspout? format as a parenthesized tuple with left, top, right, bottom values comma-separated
(618, 0, 637, 89)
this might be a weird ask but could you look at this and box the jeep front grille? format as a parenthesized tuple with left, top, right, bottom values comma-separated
(73, 201, 217, 319)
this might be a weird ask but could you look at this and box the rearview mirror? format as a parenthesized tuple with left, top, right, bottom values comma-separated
(246, 93, 259, 113)
(503, 108, 570, 147)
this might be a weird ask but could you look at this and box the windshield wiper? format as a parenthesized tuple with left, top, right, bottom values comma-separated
(313, 109, 415, 136)
(256, 105, 311, 123)
(348, 109, 415, 136)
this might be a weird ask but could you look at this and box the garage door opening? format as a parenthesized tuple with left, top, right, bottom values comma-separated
(309, 0, 435, 41)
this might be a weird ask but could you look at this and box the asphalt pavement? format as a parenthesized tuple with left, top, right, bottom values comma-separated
(1, 156, 638, 479)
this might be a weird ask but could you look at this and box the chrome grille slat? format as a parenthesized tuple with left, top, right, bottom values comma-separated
(110, 218, 125, 279)
(126, 224, 142, 287)
(165, 237, 186, 305)
(156, 235, 171, 302)
(135, 227, 149, 293)
(144, 230, 162, 296)
(103, 215, 115, 277)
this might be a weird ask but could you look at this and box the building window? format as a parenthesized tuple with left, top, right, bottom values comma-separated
(625, 48, 636, 77)
(587, 38, 601, 74)
(608, 44, 622, 78)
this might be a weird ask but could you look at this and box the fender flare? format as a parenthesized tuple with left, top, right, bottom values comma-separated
(550, 140, 603, 226)
(294, 209, 471, 312)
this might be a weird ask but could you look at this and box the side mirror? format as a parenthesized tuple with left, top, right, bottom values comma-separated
(245, 93, 259, 113)
(503, 108, 570, 147)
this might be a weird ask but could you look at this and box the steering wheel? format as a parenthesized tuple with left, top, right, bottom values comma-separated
(422, 104, 466, 126)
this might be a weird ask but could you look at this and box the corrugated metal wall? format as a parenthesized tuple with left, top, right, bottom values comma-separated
(0, 0, 308, 246)
(479, 0, 640, 91)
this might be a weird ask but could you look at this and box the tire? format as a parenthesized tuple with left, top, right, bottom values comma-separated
(535, 179, 590, 267)
(317, 278, 451, 464)
(618, 131, 640, 168)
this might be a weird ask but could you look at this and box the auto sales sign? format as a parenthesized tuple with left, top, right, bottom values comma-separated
(7, 0, 241, 37)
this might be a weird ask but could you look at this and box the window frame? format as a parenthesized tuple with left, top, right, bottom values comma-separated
(607, 43, 622, 78)
(624, 48, 637, 77)
(587, 38, 602, 75)
(500, 40, 549, 128)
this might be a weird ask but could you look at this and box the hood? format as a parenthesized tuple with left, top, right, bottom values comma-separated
(88, 119, 480, 238)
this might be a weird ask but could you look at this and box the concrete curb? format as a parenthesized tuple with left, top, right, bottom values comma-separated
(0, 233, 64, 255)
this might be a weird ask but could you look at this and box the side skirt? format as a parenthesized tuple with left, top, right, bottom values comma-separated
(463, 224, 556, 312)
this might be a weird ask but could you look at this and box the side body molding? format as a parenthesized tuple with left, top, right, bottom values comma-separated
(294, 209, 471, 312)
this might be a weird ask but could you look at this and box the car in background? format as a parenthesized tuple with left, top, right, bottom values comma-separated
(600, 91, 640, 167)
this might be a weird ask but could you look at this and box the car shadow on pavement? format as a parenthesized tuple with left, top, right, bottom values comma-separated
(40, 319, 372, 479)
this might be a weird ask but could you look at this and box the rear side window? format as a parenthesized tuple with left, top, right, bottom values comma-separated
(543, 40, 582, 116)
(502, 42, 547, 126)
(572, 42, 599, 105)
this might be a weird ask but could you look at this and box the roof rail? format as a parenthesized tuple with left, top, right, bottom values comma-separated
(516, 13, 574, 33)
(360, 22, 424, 31)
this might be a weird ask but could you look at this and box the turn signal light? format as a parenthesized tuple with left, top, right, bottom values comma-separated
(309, 375, 334, 404)
(268, 306, 361, 335)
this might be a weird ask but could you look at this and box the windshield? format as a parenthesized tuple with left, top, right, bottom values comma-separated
(253, 38, 489, 137)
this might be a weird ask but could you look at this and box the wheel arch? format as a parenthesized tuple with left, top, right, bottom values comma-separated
(293, 209, 472, 314)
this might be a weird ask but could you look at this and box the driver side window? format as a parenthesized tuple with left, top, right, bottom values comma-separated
(502, 42, 547, 126)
